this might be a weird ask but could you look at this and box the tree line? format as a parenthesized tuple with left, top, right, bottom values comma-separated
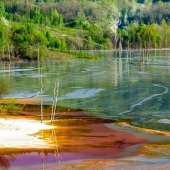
(119, 20, 170, 49)
(1, 0, 170, 60)
(0, 0, 113, 60)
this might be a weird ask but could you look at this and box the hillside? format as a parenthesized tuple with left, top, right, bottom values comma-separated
(0, 0, 170, 60)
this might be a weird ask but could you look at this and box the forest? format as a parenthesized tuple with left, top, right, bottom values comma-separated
(0, 0, 170, 60)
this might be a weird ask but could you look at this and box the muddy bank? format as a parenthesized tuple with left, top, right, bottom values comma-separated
(54, 158, 170, 170)
(0, 101, 170, 169)
(0, 109, 148, 170)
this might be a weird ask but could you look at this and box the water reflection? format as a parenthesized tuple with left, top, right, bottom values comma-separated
(1, 113, 149, 170)
(0, 152, 16, 170)
(119, 84, 169, 115)
(51, 129, 63, 164)
(0, 127, 63, 170)
(125, 52, 129, 76)
(40, 128, 62, 170)
(113, 57, 118, 87)
(1, 50, 170, 131)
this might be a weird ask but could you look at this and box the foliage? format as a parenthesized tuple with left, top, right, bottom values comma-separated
(0, 18, 9, 58)
(0, 0, 170, 60)
(0, 2, 5, 17)
(0, 81, 22, 116)
(68, 51, 99, 59)
(120, 21, 170, 49)
(0, 100, 23, 116)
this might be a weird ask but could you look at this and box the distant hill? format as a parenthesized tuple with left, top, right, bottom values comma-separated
(0, 0, 170, 60)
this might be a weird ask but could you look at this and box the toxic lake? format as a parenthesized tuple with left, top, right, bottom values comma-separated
(1, 49, 170, 169)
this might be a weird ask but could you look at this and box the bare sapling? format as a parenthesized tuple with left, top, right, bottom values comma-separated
(118, 35, 122, 55)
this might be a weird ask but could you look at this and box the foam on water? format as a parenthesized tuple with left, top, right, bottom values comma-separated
(61, 88, 104, 99)
(158, 119, 170, 124)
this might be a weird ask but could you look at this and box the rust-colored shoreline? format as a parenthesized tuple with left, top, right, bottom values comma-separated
(0, 111, 148, 162)
(0, 99, 40, 104)
(0, 99, 151, 169)
(0, 99, 148, 155)
(2, 110, 170, 170)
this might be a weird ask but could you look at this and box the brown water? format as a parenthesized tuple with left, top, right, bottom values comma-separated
(0, 111, 148, 170)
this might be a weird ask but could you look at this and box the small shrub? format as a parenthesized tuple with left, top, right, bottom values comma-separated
(0, 100, 23, 116)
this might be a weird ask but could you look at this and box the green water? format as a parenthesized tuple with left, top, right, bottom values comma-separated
(1, 49, 170, 131)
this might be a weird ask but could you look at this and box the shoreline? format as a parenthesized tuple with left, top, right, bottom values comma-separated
(0, 112, 146, 169)
(0, 117, 55, 149)
(55, 157, 170, 170)
(1, 111, 170, 169)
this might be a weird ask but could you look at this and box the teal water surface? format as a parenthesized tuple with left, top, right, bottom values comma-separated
(1, 49, 170, 131)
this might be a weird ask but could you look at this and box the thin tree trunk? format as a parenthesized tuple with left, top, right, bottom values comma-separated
(38, 43, 40, 61)
(8, 44, 10, 61)
(2, 47, 4, 58)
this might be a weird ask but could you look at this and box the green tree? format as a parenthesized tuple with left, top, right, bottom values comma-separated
(60, 38, 67, 51)
(0, 19, 9, 58)
(159, 19, 169, 47)
(0, 2, 5, 17)
(58, 14, 63, 27)
(76, 12, 86, 29)
(31, 6, 41, 23)
(50, 8, 60, 26)
(29, 30, 48, 60)
(12, 25, 28, 57)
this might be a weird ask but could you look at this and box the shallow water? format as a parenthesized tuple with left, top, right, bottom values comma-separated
(0, 114, 147, 170)
(1, 49, 170, 169)
(1, 50, 170, 131)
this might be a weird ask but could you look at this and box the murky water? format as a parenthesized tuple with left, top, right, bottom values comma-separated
(1, 49, 170, 169)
